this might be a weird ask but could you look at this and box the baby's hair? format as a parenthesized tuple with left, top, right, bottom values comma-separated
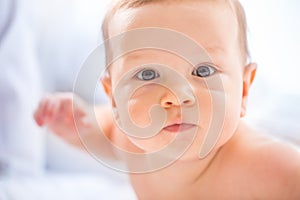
(102, 0, 249, 64)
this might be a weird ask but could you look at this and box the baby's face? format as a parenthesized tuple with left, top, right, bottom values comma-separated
(104, 1, 251, 160)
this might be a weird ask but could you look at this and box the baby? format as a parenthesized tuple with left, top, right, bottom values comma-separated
(34, 0, 300, 199)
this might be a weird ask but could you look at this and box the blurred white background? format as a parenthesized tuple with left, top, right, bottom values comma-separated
(240, 0, 300, 144)
(0, 0, 136, 199)
(242, 0, 300, 91)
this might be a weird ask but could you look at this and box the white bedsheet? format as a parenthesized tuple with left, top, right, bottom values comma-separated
(0, 172, 137, 200)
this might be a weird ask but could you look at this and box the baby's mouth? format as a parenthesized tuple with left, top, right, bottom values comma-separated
(163, 123, 196, 133)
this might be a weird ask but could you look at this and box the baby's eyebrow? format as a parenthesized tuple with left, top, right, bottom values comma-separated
(123, 50, 162, 63)
(121, 47, 224, 70)
(203, 43, 225, 55)
(123, 52, 144, 60)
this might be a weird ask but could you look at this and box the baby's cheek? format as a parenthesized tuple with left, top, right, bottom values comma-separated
(128, 85, 163, 127)
(215, 90, 242, 148)
(196, 90, 213, 128)
(195, 85, 241, 150)
(128, 99, 152, 127)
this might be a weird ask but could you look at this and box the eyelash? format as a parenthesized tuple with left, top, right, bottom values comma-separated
(192, 64, 217, 78)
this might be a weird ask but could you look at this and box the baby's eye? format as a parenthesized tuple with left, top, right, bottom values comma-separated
(192, 64, 216, 78)
(136, 69, 159, 81)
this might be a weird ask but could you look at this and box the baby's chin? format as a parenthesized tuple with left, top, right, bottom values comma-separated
(127, 132, 177, 152)
(139, 143, 202, 164)
(174, 148, 203, 163)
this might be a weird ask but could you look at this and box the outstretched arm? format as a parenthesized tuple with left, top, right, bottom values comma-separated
(34, 93, 115, 152)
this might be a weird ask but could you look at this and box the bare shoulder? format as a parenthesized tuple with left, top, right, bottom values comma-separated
(240, 129, 300, 198)
(221, 122, 300, 198)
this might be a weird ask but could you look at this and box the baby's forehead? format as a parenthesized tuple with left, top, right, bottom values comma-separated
(109, 1, 240, 49)
(105, 0, 247, 64)
(109, 0, 238, 34)
(107, 8, 240, 67)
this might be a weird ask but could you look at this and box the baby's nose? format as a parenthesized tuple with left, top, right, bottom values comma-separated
(160, 90, 195, 108)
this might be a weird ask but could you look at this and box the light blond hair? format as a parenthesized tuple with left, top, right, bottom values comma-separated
(102, 0, 249, 64)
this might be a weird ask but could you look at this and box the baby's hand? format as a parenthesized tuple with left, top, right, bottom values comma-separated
(34, 92, 93, 146)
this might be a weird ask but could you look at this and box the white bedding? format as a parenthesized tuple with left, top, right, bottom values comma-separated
(0, 172, 137, 200)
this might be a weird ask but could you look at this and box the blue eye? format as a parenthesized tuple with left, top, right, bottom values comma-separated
(136, 69, 159, 81)
(192, 64, 216, 78)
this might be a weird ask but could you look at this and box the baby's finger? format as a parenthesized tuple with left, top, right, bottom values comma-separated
(60, 97, 74, 118)
(41, 95, 55, 123)
(49, 97, 62, 122)
(34, 97, 49, 126)
(34, 109, 43, 126)
(44, 95, 57, 123)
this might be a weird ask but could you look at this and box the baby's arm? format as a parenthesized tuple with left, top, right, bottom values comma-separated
(35, 92, 89, 148)
(33, 93, 115, 152)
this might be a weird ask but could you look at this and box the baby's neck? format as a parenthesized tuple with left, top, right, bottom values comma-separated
(129, 146, 225, 199)
(170, 148, 222, 181)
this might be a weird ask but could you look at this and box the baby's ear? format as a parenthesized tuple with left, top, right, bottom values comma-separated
(241, 63, 257, 117)
(101, 73, 112, 99)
